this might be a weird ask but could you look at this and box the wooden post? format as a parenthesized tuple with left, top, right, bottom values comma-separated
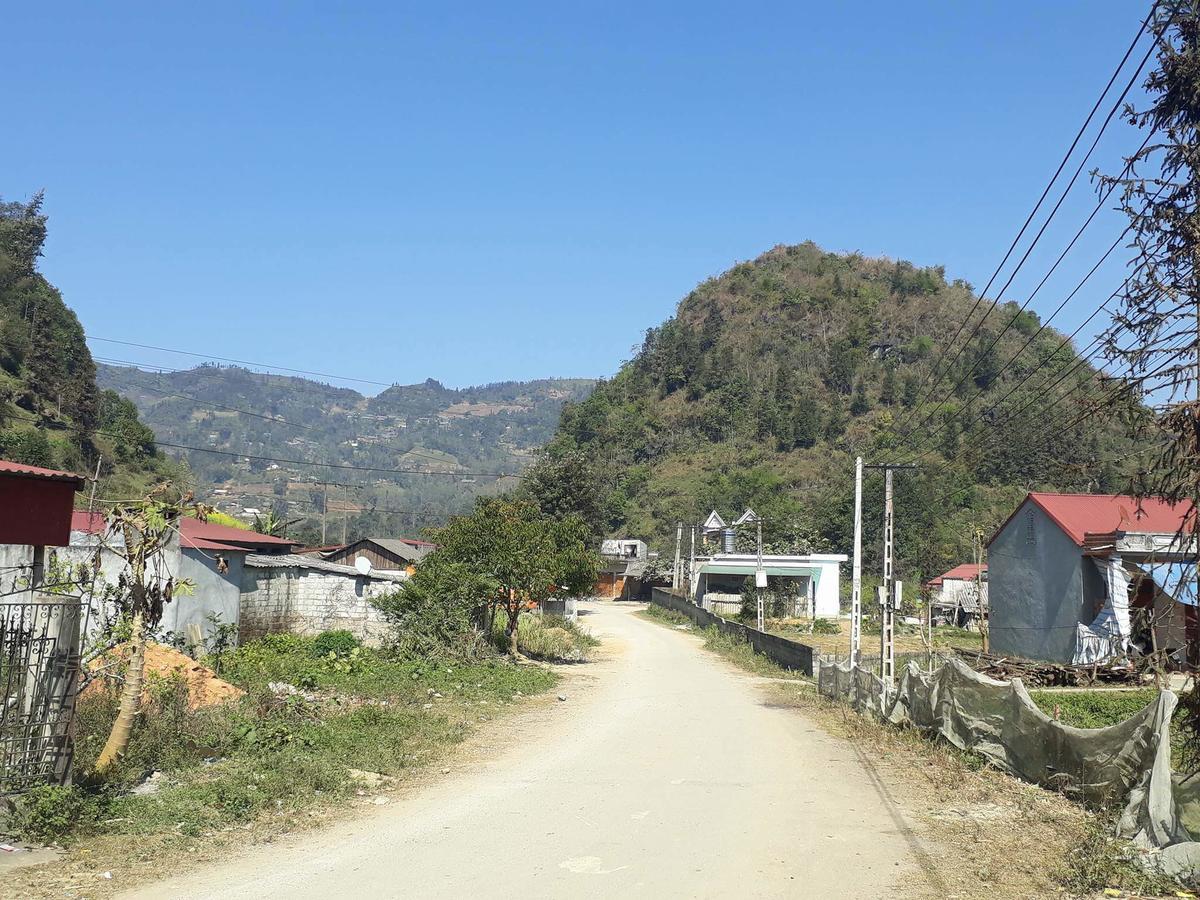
(321, 482, 329, 544)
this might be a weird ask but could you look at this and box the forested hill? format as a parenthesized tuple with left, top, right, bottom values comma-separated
(541, 242, 1140, 581)
(98, 363, 594, 541)
(0, 195, 174, 497)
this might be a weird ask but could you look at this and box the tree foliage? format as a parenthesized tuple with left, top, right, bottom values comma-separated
(425, 496, 599, 654)
(542, 242, 1140, 582)
(0, 193, 171, 493)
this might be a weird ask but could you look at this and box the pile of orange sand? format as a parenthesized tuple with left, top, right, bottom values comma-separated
(86, 641, 244, 710)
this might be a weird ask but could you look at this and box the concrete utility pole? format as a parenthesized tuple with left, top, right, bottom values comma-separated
(864, 462, 916, 688)
(688, 524, 697, 603)
(756, 516, 765, 631)
(672, 522, 683, 592)
(850, 456, 863, 666)
(882, 467, 894, 684)
(974, 527, 988, 652)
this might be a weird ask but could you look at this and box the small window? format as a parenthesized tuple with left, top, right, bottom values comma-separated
(1025, 511, 1037, 546)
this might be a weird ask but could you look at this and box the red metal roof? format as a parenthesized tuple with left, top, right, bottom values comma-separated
(0, 459, 85, 487)
(989, 492, 1194, 548)
(70, 511, 292, 552)
(926, 563, 986, 588)
(71, 510, 106, 534)
(180, 518, 293, 550)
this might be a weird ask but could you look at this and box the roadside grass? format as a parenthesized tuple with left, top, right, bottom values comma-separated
(765, 619, 982, 657)
(492, 612, 598, 662)
(640, 600, 1178, 898)
(1029, 688, 1160, 729)
(2, 633, 559, 899)
(638, 604, 807, 680)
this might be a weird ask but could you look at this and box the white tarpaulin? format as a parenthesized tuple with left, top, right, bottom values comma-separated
(1073, 556, 1132, 665)
(817, 656, 1197, 856)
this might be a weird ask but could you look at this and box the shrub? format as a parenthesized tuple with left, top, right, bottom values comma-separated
(492, 612, 598, 662)
(311, 630, 360, 659)
(372, 556, 492, 658)
(812, 618, 841, 635)
(10, 784, 101, 840)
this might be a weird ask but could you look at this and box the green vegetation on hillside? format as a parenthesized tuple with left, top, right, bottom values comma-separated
(0, 194, 179, 494)
(540, 242, 1140, 582)
(98, 361, 594, 541)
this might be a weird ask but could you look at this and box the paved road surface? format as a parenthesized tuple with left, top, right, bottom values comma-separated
(122, 603, 928, 899)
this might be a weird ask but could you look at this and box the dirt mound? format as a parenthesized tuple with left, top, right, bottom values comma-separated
(86, 641, 244, 710)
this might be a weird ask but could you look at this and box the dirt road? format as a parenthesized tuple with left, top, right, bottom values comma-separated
(121, 603, 933, 899)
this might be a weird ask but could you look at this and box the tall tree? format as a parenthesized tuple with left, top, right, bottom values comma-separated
(1098, 1, 1200, 769)
(93, 489, 208, 776)
(432, 496, 598, 654)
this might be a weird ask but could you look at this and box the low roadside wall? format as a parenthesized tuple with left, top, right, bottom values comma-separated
(651, 587, 815, 675)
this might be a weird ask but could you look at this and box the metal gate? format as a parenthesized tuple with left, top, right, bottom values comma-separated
(0, 594, 84, 795)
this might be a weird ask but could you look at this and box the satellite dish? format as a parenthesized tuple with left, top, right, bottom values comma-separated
(354, 556, 373, 576)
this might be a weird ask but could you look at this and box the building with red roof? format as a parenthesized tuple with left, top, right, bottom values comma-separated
(926, 563, 987, 628)
(66, 512, 295, 644)
(987, 492, 1196, 665)
(0, 459, 85, 547)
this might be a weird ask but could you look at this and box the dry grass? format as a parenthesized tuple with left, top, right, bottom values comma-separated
(765, 619, 983, 658)
(760, 682, 1185, 899)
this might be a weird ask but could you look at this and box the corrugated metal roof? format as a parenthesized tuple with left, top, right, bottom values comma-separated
(989, 492, 1194, 548)
(0, 459, 85, 486)
(927, 563, 986, 588)
(71, 510, 107, 534)
(71, 512, 292, 553)
(181, 518, 294, 550)
(244, 552, 407, 581)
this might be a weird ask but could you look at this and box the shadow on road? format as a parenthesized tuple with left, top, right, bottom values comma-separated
(849, 740, 949, 897)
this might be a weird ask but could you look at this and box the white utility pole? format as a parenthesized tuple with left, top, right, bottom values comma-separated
(881, 467, 895, 686)
(755, 516, 765, 631)
(688, 524, 696, 603)
(850, 456, 863, 667)
(864, 462, 916, 688)
(672, 522, 683, 591)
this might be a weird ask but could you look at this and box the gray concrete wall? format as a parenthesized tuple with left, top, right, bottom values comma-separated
(240, 566, 400, 645)
(989, 498, 1085, 663)
(651, 587, 815, 675)
(167, 549, 245, 641)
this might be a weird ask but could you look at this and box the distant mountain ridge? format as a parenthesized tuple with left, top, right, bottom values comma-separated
(97, 362, 595, 540)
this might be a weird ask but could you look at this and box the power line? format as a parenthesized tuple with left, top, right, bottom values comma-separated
(922, 334, 1190, 506)
(95, 356, 510, 472)
(887, 7, 1165, 448)
(86, 336, 394, 388)
(2, 409, 524, 479)
(891, 237, 1156, 467)
(888, 133, 1157, 459)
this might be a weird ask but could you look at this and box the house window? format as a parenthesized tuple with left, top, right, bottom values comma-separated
(1026, 511, 1036, 546)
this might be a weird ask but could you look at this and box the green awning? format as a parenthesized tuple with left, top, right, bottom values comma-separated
(699, 564, 819, 578)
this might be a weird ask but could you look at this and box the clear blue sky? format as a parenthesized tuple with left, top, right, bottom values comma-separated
(3, 1, 1152, 391)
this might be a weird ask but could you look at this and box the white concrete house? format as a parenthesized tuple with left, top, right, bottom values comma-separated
(689, 552, 848, 617)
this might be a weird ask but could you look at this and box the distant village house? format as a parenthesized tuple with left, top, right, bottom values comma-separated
(926, 563, 987, 629)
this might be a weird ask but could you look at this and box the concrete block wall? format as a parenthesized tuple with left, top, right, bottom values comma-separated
(651, 587, 815, 675)
(240, 567, 401, 646)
